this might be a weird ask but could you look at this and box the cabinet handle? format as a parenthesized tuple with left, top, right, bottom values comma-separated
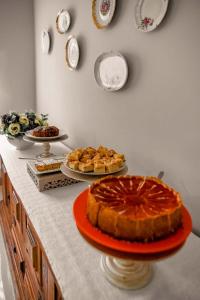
(20, 261, 25, 274)
(6, 194, 10, 205)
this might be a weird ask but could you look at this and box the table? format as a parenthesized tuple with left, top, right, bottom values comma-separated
(0, 136, 200, 300)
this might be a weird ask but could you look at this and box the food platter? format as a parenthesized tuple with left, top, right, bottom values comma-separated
(41, 29, 50, 54)
(135, 0, 169, 32)
(65, 36, 80, 70)
(92, 0, 116, 29)
(65, 162, 126, 176)
(25, 130, 67, 141)
(94, 52, 128, 91)
(73, 189, 192, 258)
(56, 9, 71, 34)
(61, 163, 128, 183)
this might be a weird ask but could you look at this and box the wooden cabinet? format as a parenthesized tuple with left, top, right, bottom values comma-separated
(0, 158, 62, 299)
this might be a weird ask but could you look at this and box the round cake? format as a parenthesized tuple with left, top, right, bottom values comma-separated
(87, 175, 183, 242)
(32, 126, 59, 137)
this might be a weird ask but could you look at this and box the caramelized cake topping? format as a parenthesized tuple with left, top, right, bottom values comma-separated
(87, 175, 183, 241)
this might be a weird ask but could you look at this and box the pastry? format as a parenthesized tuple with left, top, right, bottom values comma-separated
(66, 146, 126, 173)
(32, 126, 59, 137)
(78, 161, 94, 172)
(94, 161, 105, 173)
(87, 175, 183, 242)
(35, 159, 63, 172)
(68, 160, 79, 170)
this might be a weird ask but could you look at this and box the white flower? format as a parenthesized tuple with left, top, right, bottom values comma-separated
(35, 117, 42, 125)
(19, 115, 29, 126)
(43, 120, 48, 126)
(8, 123, 20, 136)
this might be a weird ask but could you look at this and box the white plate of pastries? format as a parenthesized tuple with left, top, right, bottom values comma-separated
(65, 146, 126, 175)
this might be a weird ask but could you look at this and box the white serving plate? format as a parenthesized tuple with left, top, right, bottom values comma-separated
(135, 0, 169, 32)
(25, 129, 67, 141)
(92, 0, 116, 29)
(65, 162, 126, 176)
(94, 51, 128, 91)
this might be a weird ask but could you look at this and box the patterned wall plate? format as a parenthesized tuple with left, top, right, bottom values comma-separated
(92, 0, 116, 29)
(56, 9, 71, 34)
(135, 0, 169, 32)
(41, 29, 50, 54)
(65, 36, 80, 70)
(94, 52, 128, 92)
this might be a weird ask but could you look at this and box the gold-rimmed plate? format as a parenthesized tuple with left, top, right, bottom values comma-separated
(56, 9, 71, 34)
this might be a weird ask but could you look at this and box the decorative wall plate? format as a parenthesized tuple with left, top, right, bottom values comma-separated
(41, 29, 50, 54)
(94, 52, 128, 91)
(65, 36, 80, 70)
(135, 0, 169, 32)
(92, 0, 116, 29)
(56, 9, 71, 34)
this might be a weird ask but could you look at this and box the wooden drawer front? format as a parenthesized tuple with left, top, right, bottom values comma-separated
(11, 189, 21, 232)
(42, 253, 48, 298)
(25, 220, 41, 284)
(24, 271, 43, 300)
(11, 227, 26, 282)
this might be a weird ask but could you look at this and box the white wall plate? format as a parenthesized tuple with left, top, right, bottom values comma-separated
(41, 29, 50, 54)
(65, 36, 80, 70)
(135, 0, 169, 32)
(94, 52, 128, 92)
(92, 0, 116, 29)
(56, 9, 71, 34)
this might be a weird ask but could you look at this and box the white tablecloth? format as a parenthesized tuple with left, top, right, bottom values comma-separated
(0, 136, 200, 300)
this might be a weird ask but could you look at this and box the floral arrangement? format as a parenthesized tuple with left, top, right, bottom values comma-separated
(0, 111, 48, 138)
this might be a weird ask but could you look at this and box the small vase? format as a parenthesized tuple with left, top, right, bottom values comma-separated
(6, 136, 34, 150)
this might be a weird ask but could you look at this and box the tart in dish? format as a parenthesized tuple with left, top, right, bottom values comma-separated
(32, 126, 59, 137)
(87, 175, 183, 242)
(35, 159, 63, 172)
(66, 146, 125, 174)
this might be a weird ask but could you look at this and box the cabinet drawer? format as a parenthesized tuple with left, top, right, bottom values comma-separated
(11, 227, 26, 281)
(25, 218, 41, 284)
(24, 271, 43, 300)
(11, 189, 22, 232)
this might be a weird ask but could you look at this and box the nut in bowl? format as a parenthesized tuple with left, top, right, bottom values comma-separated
(66, 146, 126, 175)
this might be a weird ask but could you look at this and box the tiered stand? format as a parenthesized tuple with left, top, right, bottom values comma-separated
(73, 189, 192, 289)
(23, 134, 68, 158)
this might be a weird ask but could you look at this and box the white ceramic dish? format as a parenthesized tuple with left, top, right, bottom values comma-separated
(94, 51, 128, 91)
(65, 162, 126, 176)
(135, 0, 169, 32)
(92, 0, 116, 29)
(25, 129, 67, 141)
(65, 36, 80, 70)
(56, 9, 71, 34)
(27, 159, 64, 175)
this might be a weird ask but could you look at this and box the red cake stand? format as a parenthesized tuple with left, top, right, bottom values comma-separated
(73, 189, 192, 290)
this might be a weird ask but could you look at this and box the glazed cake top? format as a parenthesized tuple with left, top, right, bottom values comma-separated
(90, 175, 182, 219)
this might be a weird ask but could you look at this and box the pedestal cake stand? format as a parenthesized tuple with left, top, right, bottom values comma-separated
(23, 134, 68, 158)
(73, 189, 192, 290)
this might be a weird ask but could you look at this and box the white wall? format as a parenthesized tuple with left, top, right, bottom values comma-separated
(34, 0, 200, 201)
(0, 0, 35, 114)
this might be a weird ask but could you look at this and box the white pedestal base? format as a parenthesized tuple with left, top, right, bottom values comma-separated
(100, 255, 153, 289)
(36, 142, 55, 158)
